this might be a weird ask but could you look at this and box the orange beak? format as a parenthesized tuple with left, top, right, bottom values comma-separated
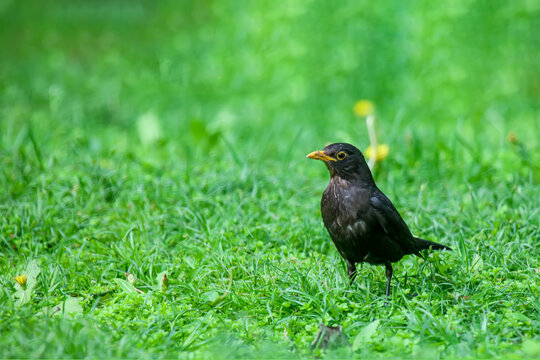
(306, 150, 337, 162)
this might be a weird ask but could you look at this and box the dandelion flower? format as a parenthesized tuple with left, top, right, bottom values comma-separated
(15, 274, 27, 289)
(365, 144, 390, 162)
(353, 100, 375, 117)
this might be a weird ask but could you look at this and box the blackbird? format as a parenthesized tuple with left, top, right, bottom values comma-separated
(307, 143, 451, 296)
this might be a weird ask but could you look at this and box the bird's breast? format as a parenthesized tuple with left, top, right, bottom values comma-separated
(321, 180, 371, 243)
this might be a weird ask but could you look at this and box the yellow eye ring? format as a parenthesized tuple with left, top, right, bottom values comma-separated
(336, 151, 346, 160)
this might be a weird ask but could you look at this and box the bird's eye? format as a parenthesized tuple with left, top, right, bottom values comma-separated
(336, 151, 347, 160)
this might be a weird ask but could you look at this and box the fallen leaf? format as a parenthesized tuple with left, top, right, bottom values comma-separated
(352, 320, 380, 351)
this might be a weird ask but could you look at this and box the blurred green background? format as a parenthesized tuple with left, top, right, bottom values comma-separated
(2, 0, 539, 154)
(1, 0, 540, 358)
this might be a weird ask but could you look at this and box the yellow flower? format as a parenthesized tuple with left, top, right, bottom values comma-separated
(365, 144, 389, 161)
(353, 100, 375, 117)
(15, 274, 27, 289)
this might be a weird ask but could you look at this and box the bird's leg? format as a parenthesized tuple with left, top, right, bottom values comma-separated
(385, 262, 393, 297)
(346, 260, 357, 285)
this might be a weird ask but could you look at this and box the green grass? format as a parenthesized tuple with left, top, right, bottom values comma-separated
(1, 0, 540, 358)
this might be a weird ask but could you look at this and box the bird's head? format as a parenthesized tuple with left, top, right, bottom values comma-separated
(306, 143, 373, 182)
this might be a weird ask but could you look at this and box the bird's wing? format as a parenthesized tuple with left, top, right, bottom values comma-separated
(369, 193, 420, 256)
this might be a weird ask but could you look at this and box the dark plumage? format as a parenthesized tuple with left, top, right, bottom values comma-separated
(307, 143, 451, 296)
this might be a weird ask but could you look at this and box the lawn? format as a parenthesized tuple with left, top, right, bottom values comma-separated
(1, 0, 539, 358)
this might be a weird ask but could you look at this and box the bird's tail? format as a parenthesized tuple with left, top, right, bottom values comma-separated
(414, 237, 452, 252)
